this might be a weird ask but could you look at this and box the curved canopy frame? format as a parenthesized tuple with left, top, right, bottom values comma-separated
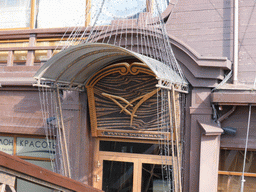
(34, 43, 188, 93)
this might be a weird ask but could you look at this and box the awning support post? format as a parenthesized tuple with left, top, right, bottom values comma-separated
(168, 87, 183, 192)
(55, 85, 71, 178)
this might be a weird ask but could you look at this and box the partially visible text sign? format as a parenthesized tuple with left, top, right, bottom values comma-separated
(16, 137, 56, 158)
(101, 131, 166, 139)
(0, 136, 14, 155)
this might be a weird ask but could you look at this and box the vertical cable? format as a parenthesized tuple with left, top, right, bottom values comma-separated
(240, 104, 252, 192)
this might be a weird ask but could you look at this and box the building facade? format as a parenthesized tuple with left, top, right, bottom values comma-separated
(0, 0, 256, 192)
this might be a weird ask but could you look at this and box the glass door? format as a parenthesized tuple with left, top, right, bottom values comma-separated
(96, 151, 173, 192)
(141, 163, 172, 192)
(102, 160, 134, 192)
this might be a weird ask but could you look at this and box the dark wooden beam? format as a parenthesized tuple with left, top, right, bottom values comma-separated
(0, 151, 102, 192)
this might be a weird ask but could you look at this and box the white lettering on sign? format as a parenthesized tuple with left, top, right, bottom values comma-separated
(17, 138, 56, 158)
(0, 136, 14, 155)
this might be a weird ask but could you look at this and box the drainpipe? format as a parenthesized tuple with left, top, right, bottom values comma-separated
(233, 0, 239, 85)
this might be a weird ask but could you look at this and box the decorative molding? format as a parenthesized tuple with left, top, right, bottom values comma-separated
(198, 121, 223, 136)
(87, 62, 155, 87)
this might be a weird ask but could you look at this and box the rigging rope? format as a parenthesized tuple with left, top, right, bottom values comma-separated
(59, 0, 188, 90)
(37, 1, 187, 190)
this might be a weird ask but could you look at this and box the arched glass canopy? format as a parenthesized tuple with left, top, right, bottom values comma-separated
(34, 43, 188, 93)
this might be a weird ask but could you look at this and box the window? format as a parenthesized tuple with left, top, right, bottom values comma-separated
(90, 0, 147, 25)
(0, 0, 19, 7)
(218, 149, 256, 191)
(0, 0, 31, 29)
(100, 141, 161, 155)
(0, 135, 56, 192)
(0, 135, 55, 159)
(0, 0, 170, 30)
(36, 0, 86, 28)
(90, 0, 169, 26)
(0, 0, 86, 29)
(95, 139, 174, 191)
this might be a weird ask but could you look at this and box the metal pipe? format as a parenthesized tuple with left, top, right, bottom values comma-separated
(218, 106, 237, 123)
(233, 0, 239, 84)
(54, 89, 68, 177)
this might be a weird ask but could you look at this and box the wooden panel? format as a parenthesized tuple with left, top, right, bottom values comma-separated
(0, 151, 103, 192)
(86, 62, 170, 139)
(219, 171, 256, 177)
(93, 63, 158, 130)
(99, 151, 172, 163)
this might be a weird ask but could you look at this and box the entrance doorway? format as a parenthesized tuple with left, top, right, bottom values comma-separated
(94, 140, 173, 192)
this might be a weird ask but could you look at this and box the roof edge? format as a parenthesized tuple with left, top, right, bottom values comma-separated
(168, 34, 232, 70)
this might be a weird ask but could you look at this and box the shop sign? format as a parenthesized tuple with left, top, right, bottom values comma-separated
(16, 137, 56, 158)
(0, 136, 14, 155)
(101, 131, 166, 139)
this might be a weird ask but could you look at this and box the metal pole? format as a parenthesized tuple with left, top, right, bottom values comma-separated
(56, 86, 71, 178)
(171, 85, 182, 192)
(168, 90, 178, 192)
(233, 0, 239, 84)
(54, 89, 68, 177)
(240, 104, 252, 192)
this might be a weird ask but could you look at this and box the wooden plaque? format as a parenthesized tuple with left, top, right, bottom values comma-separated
(86, 62, 169, 140)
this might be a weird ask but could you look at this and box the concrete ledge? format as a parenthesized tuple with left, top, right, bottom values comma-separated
(0, 126, 45, 135)
(211, 91, 256, 105)
(0, 77, 36, 86)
